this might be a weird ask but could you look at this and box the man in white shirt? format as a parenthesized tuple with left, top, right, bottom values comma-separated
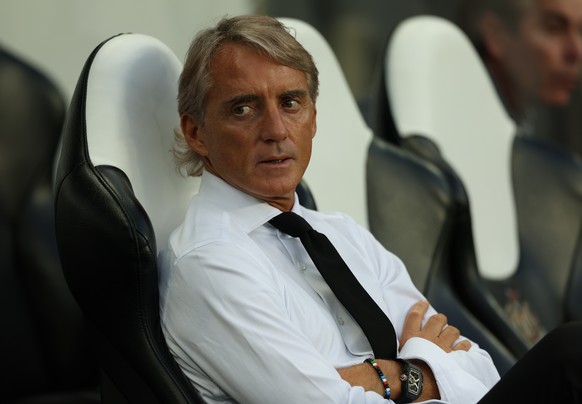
(159, 14, 582, 403)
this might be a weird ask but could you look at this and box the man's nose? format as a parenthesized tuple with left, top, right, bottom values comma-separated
(564, 30, 582, 64)
(260, 105, 288, 142)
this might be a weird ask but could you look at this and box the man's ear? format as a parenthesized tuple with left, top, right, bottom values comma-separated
(180, 114, 208, 156)
(479, 11, 508, 61)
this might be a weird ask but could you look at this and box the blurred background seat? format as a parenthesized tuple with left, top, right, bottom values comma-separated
(378, 15, 582, 358)
(53, 33, 205, 404)
(0, 46, 99, 402)
(491, 131, 582, 338)
(367, 15, 526, 372)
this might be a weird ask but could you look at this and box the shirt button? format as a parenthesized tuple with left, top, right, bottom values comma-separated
(337, 315, 345, 326)
(299, 263, 307, 271)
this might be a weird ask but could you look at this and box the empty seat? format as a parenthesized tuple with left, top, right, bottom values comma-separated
(367, 15, 525, 371)
(0, 45, 99, 403)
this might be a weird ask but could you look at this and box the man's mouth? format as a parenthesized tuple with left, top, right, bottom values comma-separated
(555, 73, 579, 90)
(262, 156, 290, 164)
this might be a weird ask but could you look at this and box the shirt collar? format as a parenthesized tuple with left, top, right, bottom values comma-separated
(198, 170, 304, 234)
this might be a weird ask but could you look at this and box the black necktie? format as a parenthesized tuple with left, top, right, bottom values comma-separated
(269, 211, 397, 359)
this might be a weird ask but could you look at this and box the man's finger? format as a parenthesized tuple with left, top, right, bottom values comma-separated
(403, 301, 430, 333)
(438, 325, 461, 345)
(400, 301, 431, 349)
(452, 339, 472, 352)
(422, 313, 448, 337)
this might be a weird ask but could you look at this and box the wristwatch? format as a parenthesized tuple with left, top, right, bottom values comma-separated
(395, 360, 423, 403)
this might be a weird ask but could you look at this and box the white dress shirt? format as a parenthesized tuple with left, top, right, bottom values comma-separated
(159, 171, 500, 403)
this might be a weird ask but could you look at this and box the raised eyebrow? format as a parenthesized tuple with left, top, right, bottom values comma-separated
(280, 89, 309, 100)
(225, 94, 259, 107)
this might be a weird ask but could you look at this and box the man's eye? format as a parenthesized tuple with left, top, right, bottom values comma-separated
(544, 22, 563, 34)
(542, 16, 566, 34)
(282, 99, 300, 110)
(233, 105, 252, 116)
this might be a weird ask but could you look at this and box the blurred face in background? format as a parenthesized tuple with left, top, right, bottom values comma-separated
(483, 0, 582, 110)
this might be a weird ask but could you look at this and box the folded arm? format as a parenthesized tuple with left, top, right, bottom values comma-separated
(338, 300, 473, 402)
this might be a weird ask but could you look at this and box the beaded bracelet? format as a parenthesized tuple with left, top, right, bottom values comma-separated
(364, 358, 391, 399)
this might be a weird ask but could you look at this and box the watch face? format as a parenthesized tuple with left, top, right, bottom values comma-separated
(406, 367, 423, 396)
(399, 362, 423, 403)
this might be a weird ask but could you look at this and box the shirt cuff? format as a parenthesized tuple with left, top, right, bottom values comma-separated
(398, 337, 493, 404)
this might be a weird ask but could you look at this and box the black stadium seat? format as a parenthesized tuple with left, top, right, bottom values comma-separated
(366, 15, 524, 374)
(0, 45, 99, 403)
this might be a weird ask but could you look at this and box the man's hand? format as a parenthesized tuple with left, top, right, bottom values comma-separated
(390, 300, 471, 401)
(400, 300, 471, 352)
(339, 300, 472, 401)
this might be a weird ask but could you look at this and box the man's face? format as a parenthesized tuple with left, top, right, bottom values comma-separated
(182, 42, 317, 210)
(501, 0, 582, 106)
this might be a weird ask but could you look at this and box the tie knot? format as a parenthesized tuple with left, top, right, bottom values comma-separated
(269, 211, 313, 238)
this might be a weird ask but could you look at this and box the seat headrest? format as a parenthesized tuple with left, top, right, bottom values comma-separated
(0, 47, 65, 217)
(387, 16, 518, 277)
(84, 33, 199, 250)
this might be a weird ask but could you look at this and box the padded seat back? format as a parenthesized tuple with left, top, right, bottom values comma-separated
(54, 33, 204, 404)
(367, 15, 525, 370)
(0, 46, 99, 402)
(381, 15, 582, 351)
(512, 134, 582, 327)
(387, 15, 518, 279)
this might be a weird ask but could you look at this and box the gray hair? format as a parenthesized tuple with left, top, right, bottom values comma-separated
(173, 15, 320, 177)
